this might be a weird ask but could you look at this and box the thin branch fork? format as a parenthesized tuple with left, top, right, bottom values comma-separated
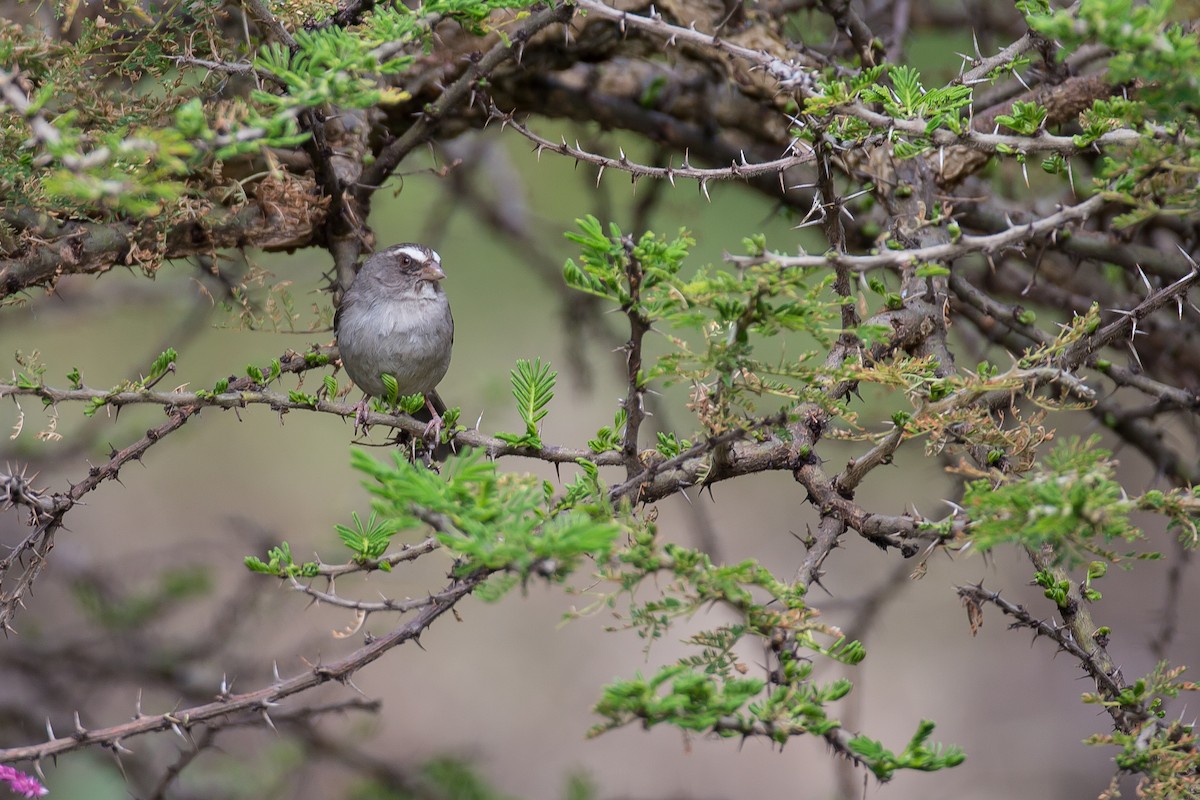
(1059, 263, 1200, 370)
(954, 291, 1200, 488)
(950, 267, 1200, 410)
(790, 292, 970, 586)
(287, 575, 452, 613)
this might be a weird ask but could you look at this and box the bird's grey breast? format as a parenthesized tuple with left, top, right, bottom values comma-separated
(338, 290, 452, 397)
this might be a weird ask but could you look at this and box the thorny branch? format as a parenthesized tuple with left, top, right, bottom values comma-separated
(618, 239, 650, 479)
(0, 371, 954, 556)
(0, 572, 485, 764)
(957, 583, 1145, 732)
(729, 194, 1107, 272)
(0, 404, 199, 632)
(498, 111, 817, 196)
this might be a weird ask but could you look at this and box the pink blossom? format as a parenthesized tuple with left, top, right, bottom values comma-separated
(0, 765, 47, 798)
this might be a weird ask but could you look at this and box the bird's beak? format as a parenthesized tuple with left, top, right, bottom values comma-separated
(419, 261, 446, 282)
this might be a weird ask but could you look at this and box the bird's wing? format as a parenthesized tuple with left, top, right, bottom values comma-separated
(333, 292, 353, 335)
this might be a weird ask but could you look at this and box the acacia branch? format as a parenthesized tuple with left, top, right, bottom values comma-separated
(619, 241, 650, 479)
(574, 0, 1145, 163)
(1059, 264, 1200, 368)
(499, 111, 815, 193)
(957, 25, 1046, 86)
(0, 405, 199, 632)
(0, 196, 326, 300)
(314, 536, 441, 578)
(573, 0, 820, 81)
(0, 378, 624, 465)
(952, 266, 1200, 411)
(0, 572, 484, 764)
(285, 575, 456, 613)
(728, 194, 1105, 272)
(956, 582, 1145, 733)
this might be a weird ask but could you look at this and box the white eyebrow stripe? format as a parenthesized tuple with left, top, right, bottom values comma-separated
(389, 245, 427, 262)
(430, 249, 441, 264)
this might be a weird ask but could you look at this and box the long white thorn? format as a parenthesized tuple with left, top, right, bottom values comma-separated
(1137, 264, 1152, 294)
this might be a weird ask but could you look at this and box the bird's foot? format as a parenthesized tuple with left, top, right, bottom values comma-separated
(420, 394, 447, 453)
(421, 413, 444, 448)
(353, 398, 371, 436)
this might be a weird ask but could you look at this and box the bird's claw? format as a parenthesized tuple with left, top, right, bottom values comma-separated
(422, 414, 444, 448)
(353, 398, 371, 436)
(419, 393, 447, 453)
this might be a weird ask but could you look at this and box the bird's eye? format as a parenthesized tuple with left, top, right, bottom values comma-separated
(399, 255, 411, 266)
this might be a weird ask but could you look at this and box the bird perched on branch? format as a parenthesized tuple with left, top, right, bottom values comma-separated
(335, 243, 454, 453)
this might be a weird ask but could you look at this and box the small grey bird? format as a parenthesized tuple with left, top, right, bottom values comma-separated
(335, 243, 454, 447)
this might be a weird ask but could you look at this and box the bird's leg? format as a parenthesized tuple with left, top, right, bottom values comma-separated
(421, 394, 444, 445)
(353, 395, 372, 435)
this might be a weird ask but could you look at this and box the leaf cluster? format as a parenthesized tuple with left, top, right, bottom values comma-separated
(858, 65, 974, 140)
(807, 64, 973, 154)
(578, 521, 960, 777)
(0, 0, 544, 221)
(564, 217, 841, 436)
(351, 448, 620, 588)
(1085, 663, 1200, 799)
(245, 541, 320, 578)
(962, 437, 1200, 567)
(335, 511, 402, 563)
(1030, 0, 1200, 222)
(0, 21, 195, 215)
(1032, 0, 1200, 125)
(225, 0, 546, 157)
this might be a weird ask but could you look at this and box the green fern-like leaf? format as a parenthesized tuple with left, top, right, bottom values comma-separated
(335, 511, 400, 561)
(146, 348, 177, 384)
(512, 358, 556, 434)
(380, 373, 400, 405)
(889, 65, 924, 114)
